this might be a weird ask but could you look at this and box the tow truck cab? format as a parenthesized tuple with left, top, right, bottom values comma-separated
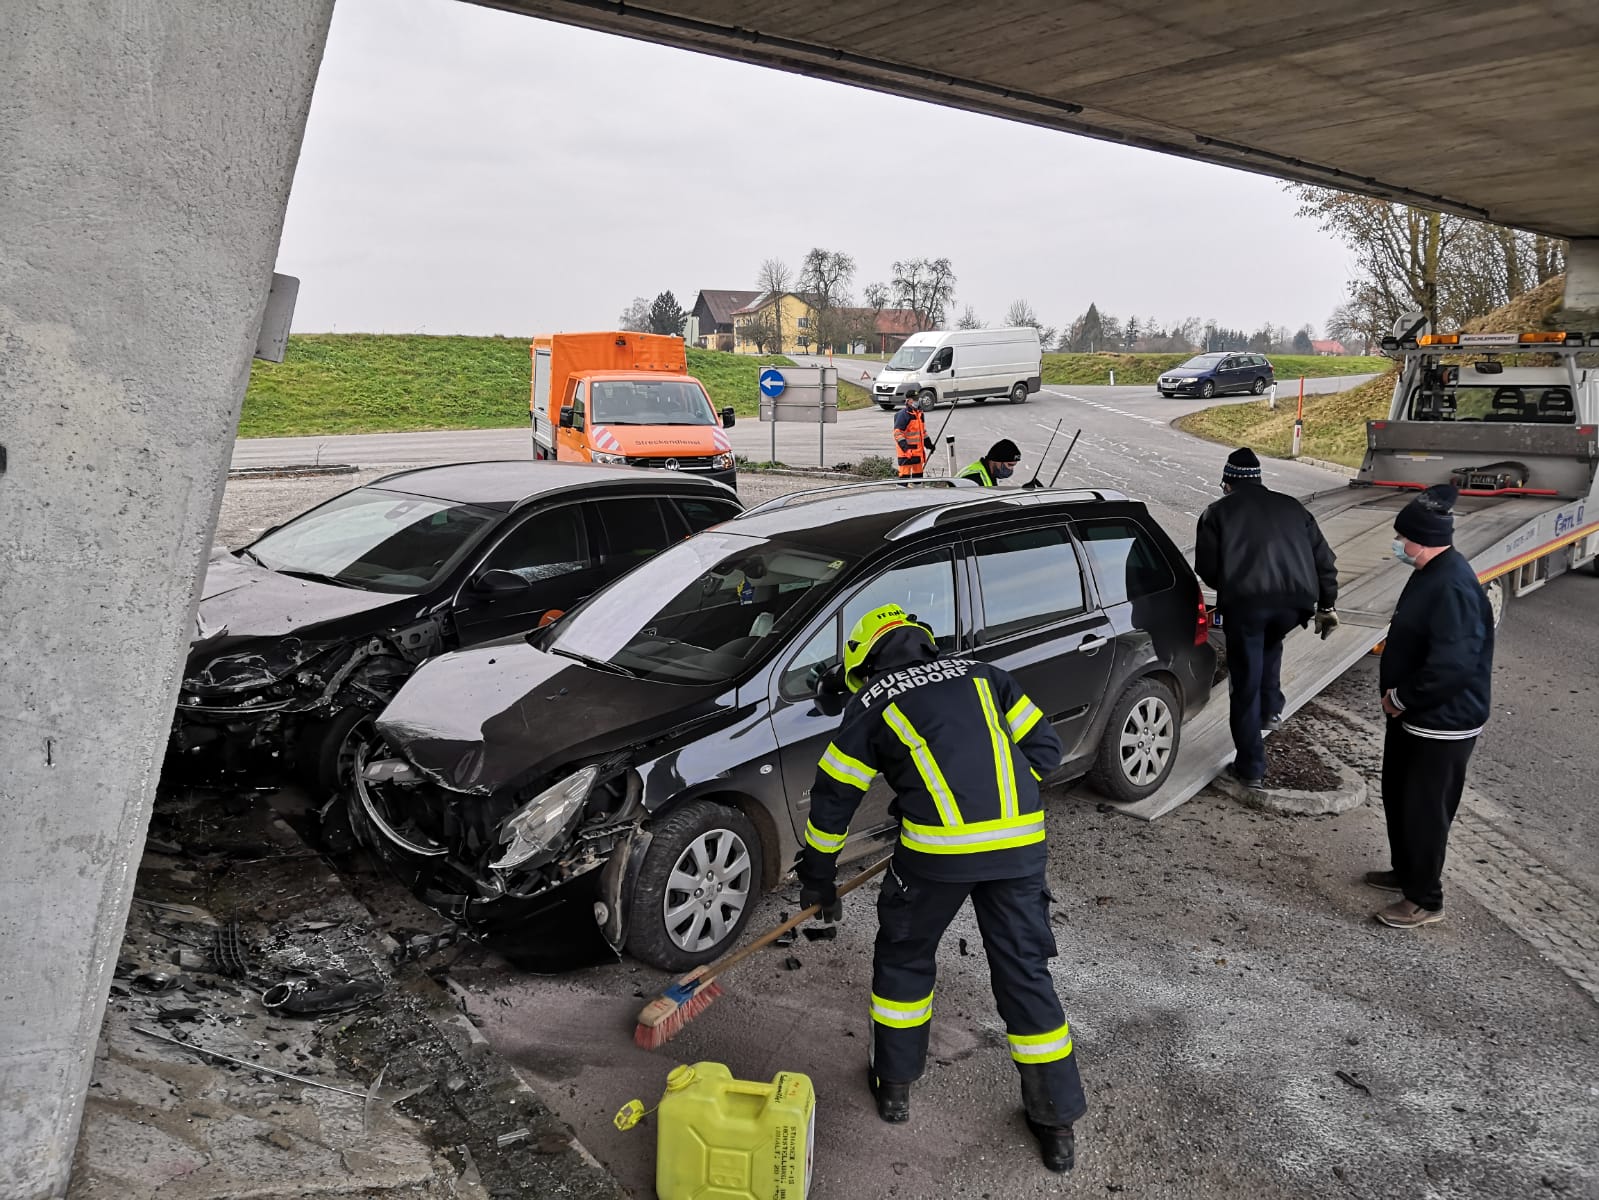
(530, 332, 739, 489)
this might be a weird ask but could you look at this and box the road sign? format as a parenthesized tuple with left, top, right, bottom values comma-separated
(759, 367, 786, 399)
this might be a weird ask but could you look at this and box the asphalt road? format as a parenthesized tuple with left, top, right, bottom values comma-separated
(231, 363, 1375, 547)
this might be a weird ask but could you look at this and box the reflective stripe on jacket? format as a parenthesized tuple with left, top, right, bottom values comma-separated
(805, 657, 1064, 882)
(959, 460, 994, 486)
(893, 406, 927, 476)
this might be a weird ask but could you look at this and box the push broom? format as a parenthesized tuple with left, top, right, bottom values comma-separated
(634, 853, 892, 1049)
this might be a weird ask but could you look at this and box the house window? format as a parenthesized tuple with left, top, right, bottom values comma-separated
(797, 317, 809, 329)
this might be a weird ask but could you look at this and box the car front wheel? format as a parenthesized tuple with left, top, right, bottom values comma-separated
(625, 799, 762, 970)
(1089, 676, 1182, 803)
(1198, 380, 1216, 399)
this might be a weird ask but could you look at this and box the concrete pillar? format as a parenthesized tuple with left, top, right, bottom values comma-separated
(0, 4, 333, 1196)
(1561, 239, 1599, 330)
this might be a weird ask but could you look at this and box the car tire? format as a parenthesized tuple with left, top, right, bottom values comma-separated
(298, 705, 376, 798)
(1482, 575, 1510, 628)
(1089, 676, 1182, 803)
(1251, 376, 1267, 395)
(625, 799, 763, 971)
(1199, 380, 1216, 400)
(918, 389, 938, 409)
(1010, 382, 1029, 404)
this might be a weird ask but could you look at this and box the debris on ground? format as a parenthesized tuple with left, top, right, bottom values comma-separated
(1263, 722, 1343, 792)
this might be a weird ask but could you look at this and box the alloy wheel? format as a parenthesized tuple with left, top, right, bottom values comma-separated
(662, 827, 753, 953)
(1118, 696, 1175, 786)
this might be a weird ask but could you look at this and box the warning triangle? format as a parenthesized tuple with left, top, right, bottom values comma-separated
(861, 370, 871, 380)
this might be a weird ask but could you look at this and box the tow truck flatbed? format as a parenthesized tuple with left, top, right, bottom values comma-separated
(1105, 327, 1599, 820)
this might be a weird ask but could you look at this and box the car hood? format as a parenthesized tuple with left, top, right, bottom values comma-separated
(589, 423, 732, 456)
(1162, 367, 1208, 379)
(374, 637, 729, 795)
(194, 555, 409, 643)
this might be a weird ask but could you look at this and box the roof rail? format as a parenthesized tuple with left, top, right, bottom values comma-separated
(735, 477, 973, 519)
(885, 488, 1129, 540)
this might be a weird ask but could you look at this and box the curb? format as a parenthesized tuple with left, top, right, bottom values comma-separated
(229, 463, 359, 480)
(1211, 748, 1368, 817)
(1292, 456, 1359, 478)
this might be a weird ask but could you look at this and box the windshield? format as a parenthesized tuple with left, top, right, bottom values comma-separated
(245, 487, 498, 593)
(590, 380, 714, 426)
(1181, 354, 1228, 369)
(548, 532, 856, 684)
(886, 345, 934, 371)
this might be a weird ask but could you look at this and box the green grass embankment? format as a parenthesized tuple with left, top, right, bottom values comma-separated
(239, 335, 815, 437)
(1176, 373, 1397, 468)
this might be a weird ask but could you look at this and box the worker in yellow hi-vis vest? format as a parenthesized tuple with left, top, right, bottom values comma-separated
(794, 605, 1084, 1174)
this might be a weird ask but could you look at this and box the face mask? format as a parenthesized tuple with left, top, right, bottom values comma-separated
(1392, 538, 1417, 566)
(994, 463, 1015, 480)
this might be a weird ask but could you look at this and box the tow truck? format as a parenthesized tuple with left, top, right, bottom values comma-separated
(1116, 318, 1599, 819)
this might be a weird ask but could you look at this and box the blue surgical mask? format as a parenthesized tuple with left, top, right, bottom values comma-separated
(1392, 538, 1417, 566)
(994, 463, 1015, 480)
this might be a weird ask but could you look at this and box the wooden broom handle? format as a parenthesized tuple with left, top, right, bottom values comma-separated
(700, 854, 892, 984)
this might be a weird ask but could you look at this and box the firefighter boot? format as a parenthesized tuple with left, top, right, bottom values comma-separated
(1019, 1063, 1076, 1172)
(866, 1066, 911, 1124)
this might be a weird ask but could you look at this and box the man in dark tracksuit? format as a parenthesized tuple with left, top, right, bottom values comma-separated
(1194, 447, 1340, 788)
(1368, 484, 1494, 928)
(795, 604, 1084, 1173)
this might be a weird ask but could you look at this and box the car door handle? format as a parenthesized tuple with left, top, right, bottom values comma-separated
(1078, 635, 1109, 653)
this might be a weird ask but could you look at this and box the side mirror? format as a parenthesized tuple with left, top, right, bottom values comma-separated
(721, 406, 736, 429)
(813, 662, 847, 697)
(558, 406, 574, 428)
(473, 568, 531, 594)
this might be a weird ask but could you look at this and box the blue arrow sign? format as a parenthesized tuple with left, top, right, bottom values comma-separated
(759, 367, 787, 398)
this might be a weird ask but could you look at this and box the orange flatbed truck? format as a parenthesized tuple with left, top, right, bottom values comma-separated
(529, 332, 739, 489)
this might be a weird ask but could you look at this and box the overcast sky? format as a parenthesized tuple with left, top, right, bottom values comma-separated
(277, 0, 1357, 339)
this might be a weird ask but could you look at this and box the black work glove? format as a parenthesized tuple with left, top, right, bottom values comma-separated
(1314, 608, 1339, 640)
(799, 878, 843, 925)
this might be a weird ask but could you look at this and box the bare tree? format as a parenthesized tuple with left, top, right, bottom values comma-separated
(863, 281, 890, 314)
(1004, 299, 1038, 328)
(756, 258, 792, 353)
(739, 310, 780, 355)
(618, 296, 650, 332)
(892, 257, 957, 329)
(956, 305, 985, 330)
(1293, 185, 1565, 334)
(798, 248, 856, 351)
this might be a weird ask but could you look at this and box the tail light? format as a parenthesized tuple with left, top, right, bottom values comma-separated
(1195, 596, 1211, 645)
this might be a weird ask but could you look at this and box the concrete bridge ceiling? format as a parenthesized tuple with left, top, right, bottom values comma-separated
(472, 0, 1599, 238)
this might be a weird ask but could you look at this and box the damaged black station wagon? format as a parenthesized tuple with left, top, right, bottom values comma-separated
(355, 482, 1215, 970)
(168, 462, 739, 796)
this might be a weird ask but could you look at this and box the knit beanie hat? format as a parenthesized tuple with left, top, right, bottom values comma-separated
(1394, 484, 1458, 547)
(987, 438, 1021, 462)
(1222, 447, 1262, 484)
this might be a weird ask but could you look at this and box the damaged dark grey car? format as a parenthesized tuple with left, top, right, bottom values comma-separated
(166, 462, 739, 796)
(356, 483, 1215, 971)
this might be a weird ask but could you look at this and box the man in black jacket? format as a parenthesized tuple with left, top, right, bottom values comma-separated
(1195, 447, 1339, 788)
(1367, 484, 1494, 928)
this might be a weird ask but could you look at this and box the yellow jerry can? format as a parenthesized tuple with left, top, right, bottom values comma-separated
(654, 1061, 816, 1200)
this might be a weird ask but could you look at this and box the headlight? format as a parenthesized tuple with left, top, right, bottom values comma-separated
(185, 639, 322, 692)
(591, 451, 628, 466)
(713, 453, 734, 470)
(490, 764, 599, 871)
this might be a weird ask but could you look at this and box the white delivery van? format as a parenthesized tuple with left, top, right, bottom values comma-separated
(872, 326, 1043, 411)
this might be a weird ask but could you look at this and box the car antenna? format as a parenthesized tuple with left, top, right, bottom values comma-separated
(1023, 420, 1064, 488)
(927, 402, 958, 473)
(1047, 428, 1083, 488)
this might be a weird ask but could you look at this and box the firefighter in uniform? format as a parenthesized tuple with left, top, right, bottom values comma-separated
(795, 605, 1085, 1173)
(958, 438, 1022, 487)
(892, 390, 929, 480)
